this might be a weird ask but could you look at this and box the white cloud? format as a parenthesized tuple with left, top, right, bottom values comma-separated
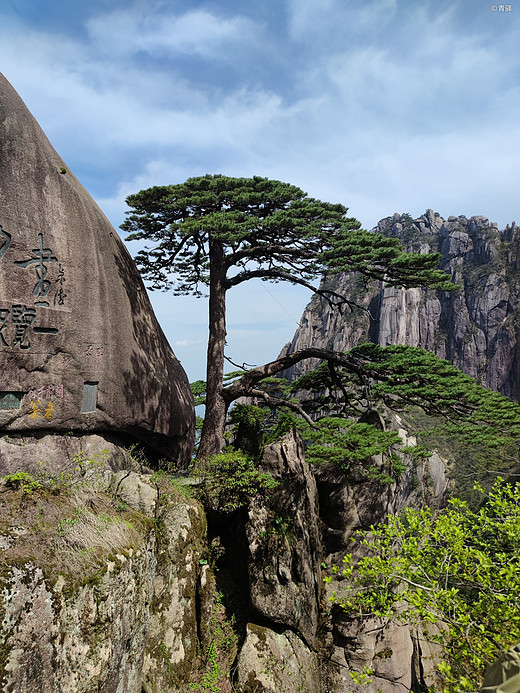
(86, 7, 262, 59)
(2, 0, 520, 377)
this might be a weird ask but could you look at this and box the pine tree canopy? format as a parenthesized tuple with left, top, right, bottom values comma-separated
(122, 174, 456, 297)
(122, 173, 457, 459)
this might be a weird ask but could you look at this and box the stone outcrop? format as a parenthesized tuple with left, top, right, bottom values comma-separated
(233, 428, 448, 692)
(0, 73, 194, 462)
(317, 432, 448, 561)
(0, 436, 208, 693)
(236, 624, 320, 693)
(282, 210, 520, 402)
(0, 427, 450, 693)
(245, 431, 322, 648)
(323, 612, 444, 693)
(312, 414, 449, 693)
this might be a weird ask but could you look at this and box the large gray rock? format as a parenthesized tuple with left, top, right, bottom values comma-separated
(324, 612, 444, 693)
(0, 73, 194, 462)
(236, 623, 321, 693)
(281, 210, 520, 403)
(0, 431, 127, 477)
(314, 419, 449, 692)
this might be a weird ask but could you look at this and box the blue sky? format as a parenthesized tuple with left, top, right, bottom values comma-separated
(2, 0, 519, 381)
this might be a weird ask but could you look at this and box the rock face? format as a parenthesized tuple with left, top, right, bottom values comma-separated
(236, 624, 320, 693)
(0, 429, 448, 693)
(309, 413, 449, 693)
(317, 461, 448, 692)
(283, 210, 520, 402)
(0, 73, 194, 461)
(0, 437, 208, 693)
(234, 431, 323, 692)
(245, 431, 322, 648)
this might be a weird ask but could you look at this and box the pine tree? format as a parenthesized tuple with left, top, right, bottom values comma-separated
(122, 174, 454, 459)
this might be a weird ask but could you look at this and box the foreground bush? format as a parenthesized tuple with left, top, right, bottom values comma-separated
(330, 479, 520, 691)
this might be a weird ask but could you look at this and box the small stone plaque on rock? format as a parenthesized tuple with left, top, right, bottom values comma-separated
(0, 392, 23, 410)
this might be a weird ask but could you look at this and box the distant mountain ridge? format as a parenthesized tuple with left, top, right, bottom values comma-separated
(283, 209, 520, 400)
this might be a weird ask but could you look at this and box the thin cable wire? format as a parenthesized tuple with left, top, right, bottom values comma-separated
(257, 279, 302, 327)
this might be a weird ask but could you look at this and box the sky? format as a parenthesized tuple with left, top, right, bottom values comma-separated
(1, 0, 519, 381)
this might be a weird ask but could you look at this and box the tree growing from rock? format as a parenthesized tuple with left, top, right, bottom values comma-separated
(122, 174, 455, 460)
(220, 342, 520, 487)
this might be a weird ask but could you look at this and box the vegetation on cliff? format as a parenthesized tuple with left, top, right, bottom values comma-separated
(191, 342, 520, 489)
(331, 478, 520, 692)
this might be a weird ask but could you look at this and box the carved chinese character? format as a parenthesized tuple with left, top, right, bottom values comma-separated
(56, 263, 65, 284)
(85, 344, 93, 357)
(13, 325, 30, 349)
(28, 399, 41, 419)
(11, 304, 36, 349)
(15, 233, 58, 307)
(54, 288, 67, 306)
(54, 263, 67, 306)
(11, 304, 36, 324)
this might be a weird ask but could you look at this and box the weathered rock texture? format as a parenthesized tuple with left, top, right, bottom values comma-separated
(0, 428, 452, 693)
(236, 623, 321, 693)
(245, 431, 322, 648)
(0, 73, 194, 461)
(282, 210, 520, 402)
(317, 460, 448, 691)
(323, 612, 444, 693)
(0, 436, 208, 693)
(234, 429, 449, 693)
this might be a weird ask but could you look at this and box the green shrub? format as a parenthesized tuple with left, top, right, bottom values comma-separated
(330, 479, 520, 691)
(4, 471, 42, 493)
(193, 448, 278, 513)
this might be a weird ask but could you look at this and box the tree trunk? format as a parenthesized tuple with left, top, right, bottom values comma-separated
(196, 238, 229, 460)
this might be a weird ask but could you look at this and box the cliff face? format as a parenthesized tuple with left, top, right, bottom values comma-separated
(0, 432, 327, 693)
(0, 429, 447, 693)
(283, 210, 520, 400)
(0, 435, 209, 693)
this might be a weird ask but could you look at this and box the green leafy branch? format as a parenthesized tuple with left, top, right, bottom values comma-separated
(330, 479, 520, 691)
